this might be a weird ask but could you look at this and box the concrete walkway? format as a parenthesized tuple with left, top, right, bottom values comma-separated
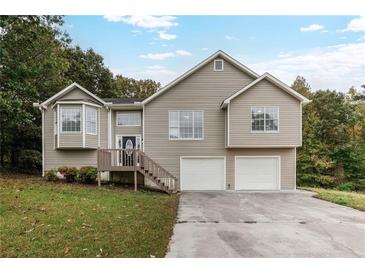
(166, 191, 365, 257)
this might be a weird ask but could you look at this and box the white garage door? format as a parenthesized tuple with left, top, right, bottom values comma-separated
(235, 156, 280, 190)
(180, 157, 225, 191)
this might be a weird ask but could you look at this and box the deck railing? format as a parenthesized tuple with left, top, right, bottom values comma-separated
(97, 149, 177, 193)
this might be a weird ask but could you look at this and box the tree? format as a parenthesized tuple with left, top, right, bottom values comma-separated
(0, 16, 70, 167)
(293, 77, 365, 188)
(64, 46, 114, 98)
(112, 75, 161, 99)
(291, 76, 312, 98)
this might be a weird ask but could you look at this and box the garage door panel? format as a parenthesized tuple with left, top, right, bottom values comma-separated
(235, 157, 280, 190)
(181, 158, 225, 191)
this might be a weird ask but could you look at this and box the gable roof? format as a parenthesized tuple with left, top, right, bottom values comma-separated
(221, 73, 311, 108)
(41, 83, 107, 107)
(142, 50, 260, 105)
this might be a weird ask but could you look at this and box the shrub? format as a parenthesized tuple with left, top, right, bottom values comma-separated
(58, 166, 78, 182)
(336, 182, 355, 192)
(18, 149, 42, 171)
(78, 166, 97, 184)
(45, 169, 58, 182)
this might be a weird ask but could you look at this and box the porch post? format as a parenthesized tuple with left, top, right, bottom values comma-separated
(134, 150, 137, 191)
(97, 171, 101, 187)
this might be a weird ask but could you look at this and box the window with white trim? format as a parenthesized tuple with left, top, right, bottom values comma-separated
(61, 108, 81, 133)
(214, 59, 224, 71)
(86, 107, 97, 134)
(251, 107, 279, 132)
(116, 112, 141, 126)
(169, 111, 203, 140)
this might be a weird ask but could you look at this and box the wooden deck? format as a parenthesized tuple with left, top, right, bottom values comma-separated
(97, 149, 178, 193)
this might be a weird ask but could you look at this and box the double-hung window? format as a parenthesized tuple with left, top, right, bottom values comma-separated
(86, 107, 97, 135)
(116, 112, 141, 126)
(61, 108, 81, 133)
(169, 111, 203, 140)
(251, 107, 279, 132)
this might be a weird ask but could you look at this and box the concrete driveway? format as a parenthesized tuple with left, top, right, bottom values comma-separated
(166, 191, 365, 257)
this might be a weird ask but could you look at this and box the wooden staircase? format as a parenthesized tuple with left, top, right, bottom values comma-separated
(97, 149, 178, 194)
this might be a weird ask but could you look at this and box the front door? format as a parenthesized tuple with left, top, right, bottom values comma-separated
(116, 135, 141, 166)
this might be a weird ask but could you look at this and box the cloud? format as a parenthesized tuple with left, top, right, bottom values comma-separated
(341, 16, 365, 32)
(300, 24, 325, 32)
(357, 35, 365, 41)
(139, 52, 175, 60)
(140, 50, 192, 60)
(158, 31, 177, 40)
(225, 35, 238, 40)
(200, 47, 209, 51)
(103, 15, 178, 29)
(250, 42, 365, 91)
(278, 52, 292, 58)
(175, 50, 192, 56)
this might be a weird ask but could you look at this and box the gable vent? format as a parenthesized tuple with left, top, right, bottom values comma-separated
(214, 59, 224, 71)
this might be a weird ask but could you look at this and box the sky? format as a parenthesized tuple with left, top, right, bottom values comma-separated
(64, 16, 365, 91)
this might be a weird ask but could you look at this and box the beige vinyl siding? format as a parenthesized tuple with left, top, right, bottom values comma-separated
(85, 134, 97, 148)
(112, 110, 142, 148)
(60, 87, 100, 103)
(226, 148, 296, 190)
(144, 58, 255, 189)
(228, 79, 301, 147)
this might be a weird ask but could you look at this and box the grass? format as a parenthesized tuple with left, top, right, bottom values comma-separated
(0, 173, 178, 258)
(302, 187, 365, 211)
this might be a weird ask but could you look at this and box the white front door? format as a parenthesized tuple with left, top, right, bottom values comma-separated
(235, 156, 280, 190)
(180, 157, 225, 191)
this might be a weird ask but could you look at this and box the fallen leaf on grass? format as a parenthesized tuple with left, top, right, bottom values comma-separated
(25, 228, 34, 233)
(83, 248, 88, 251)
(82, 223, 92, 228)
(64, 247, 70, 254)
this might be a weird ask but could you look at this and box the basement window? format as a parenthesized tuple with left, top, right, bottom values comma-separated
(214, 59, 224, 71)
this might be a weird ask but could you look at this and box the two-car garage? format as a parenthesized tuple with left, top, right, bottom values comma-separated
(180, 156, 281, 191)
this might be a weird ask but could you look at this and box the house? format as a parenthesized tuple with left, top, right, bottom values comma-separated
(34, 50, 310, 192)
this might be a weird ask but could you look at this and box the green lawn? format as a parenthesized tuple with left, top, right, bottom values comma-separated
(0, 173, 178, 258)
(302, 187, 365, 211)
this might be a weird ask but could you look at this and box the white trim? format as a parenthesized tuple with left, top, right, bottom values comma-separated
(41, 109, 45, 176)
(168, 110, 204, 141)
(52, 101, 102, 109)
(142, 50, 259, 105)
(300, 102, 303, 146)
(85, 106, 98, 135)
(213, 59, 224, 71)
(82, 104, 85, 148)
(180, 156, 226, 191)
(226, 145, 297, 148)
(221, 73, 310, 108)
(41, 83, 106, 107)
(250, 106, 279, 133)
(57, 104, 60, 148)
(115, 111, 142, 127)
(227, 104, 230, 146)
(107, 109, 112, 149)
(294, 147, 297, 190)
(234, 155, 281, 191)
(97, 108, 100, 147)
(142, 104, 145, 151)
